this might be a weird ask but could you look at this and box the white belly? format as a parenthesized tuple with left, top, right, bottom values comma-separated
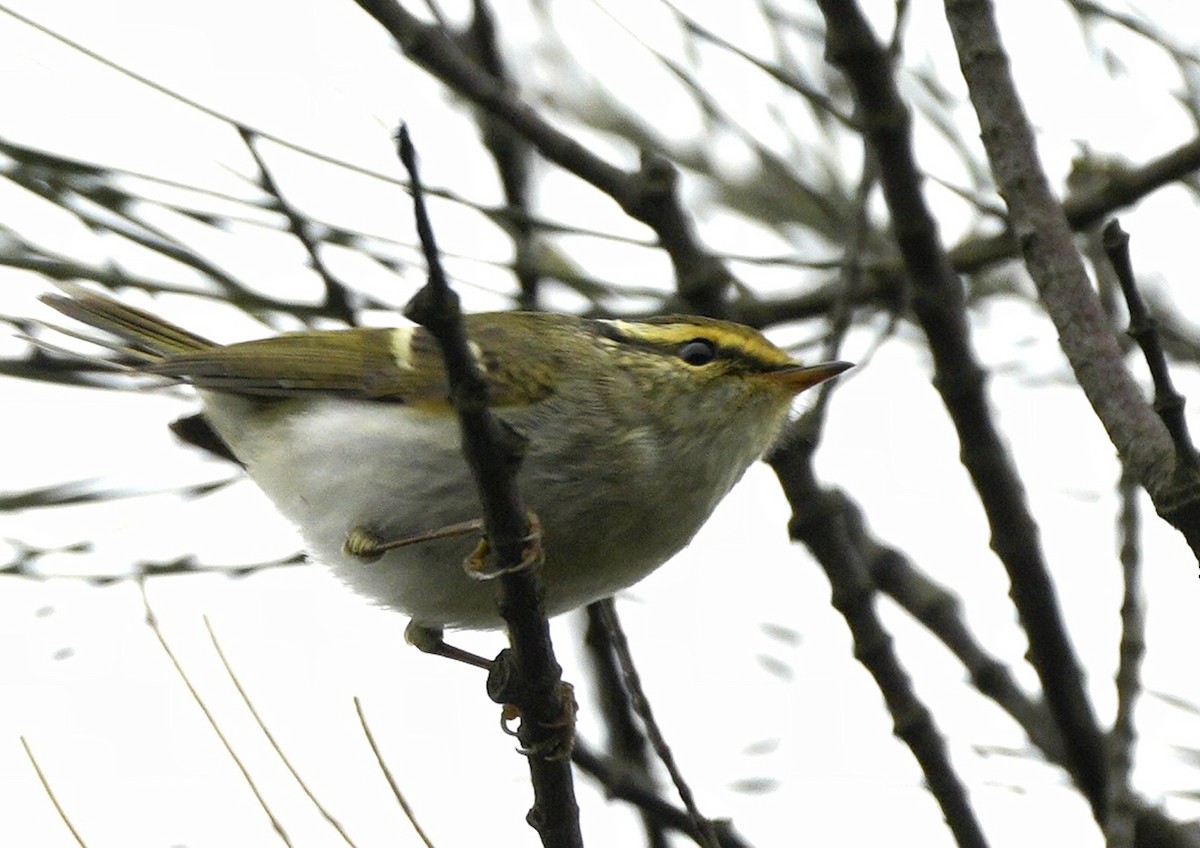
(197, 393, 736, 630)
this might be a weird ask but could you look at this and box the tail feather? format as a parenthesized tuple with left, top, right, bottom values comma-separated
(40, 285, 215, 360)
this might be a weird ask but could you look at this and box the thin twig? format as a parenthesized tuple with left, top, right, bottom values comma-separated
(0, 128, 686, 266)
(203, 617, 358, 848)
(1067, 0, 1200, 66)
(571, 741, 754, 848)
(238, 129, 356, 324)
(138, 580, 294, 847)
(0, 253, 339, 319)
(581, 602, 669, 848)
(1106, 473, 1145, 848)
(456, 0, 541, 309)
(586, 0, 855, 242)
(20, 736, 87, 847)
(595, 599, 720, 848)
(0, 4, 408, 199)
(0, 477, 237, 511)
(807, 131, 879, 427)
(0, 548, 305, 582)
(352, 0, 735, 315)
(1102, 220, 1200, 471)
(3, 159, 258, 302)
(658, 0, 855, 129)
(353, 697, 437, 848)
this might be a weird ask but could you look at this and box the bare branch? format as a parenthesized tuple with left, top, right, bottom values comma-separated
(571, 742, 754, 848)
(594, 599, 720, 848)
(581, 603, 669, 848)
(139, 581, 294, 846)
(351, 0, 735, 314)
(238, 130, 357, 324)
(1105, 473, 1145, 848)
(1103, 221, 1200, 469)
(205, 618, 359, 847)
(943, 0, 1200, 558)
(353, 697, 437, 848)
(769, 434, 989, 848)
(819, 0, 1108, 818)
(20, 737, 88, 847)
(397, 125, 582, 848)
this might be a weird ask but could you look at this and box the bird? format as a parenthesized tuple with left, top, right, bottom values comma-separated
(40, 286, 849, 662)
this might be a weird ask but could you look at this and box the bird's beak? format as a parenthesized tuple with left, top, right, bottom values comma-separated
(765, 360, 853, 393)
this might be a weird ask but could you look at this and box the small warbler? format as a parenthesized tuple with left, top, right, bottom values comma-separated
(42, 287, 849, 654)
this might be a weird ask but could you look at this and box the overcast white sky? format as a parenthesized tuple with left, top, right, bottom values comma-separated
(2, 1, 1200, 846)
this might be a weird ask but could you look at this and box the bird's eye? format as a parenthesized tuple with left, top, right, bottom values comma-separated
(677, 338, 717, 366)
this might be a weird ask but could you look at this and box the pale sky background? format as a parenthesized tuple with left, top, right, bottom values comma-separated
(1, 1, 1200, 846)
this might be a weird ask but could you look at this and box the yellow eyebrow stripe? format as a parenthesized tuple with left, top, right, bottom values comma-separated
(599, 318, 797, 369)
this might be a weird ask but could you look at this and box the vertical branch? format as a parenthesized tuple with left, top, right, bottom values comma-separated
(1106, 473, 1145, 848)
(456, 0, 541, 310)
(396, 126, 582, 848)
(1102, 221, 1200, 471)
(817, 0, 1108, 818)
(1101, 222, 1179, 846)
(941, 0, 1200, 558)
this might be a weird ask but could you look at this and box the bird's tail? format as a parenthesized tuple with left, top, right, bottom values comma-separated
(39, 284, 215, 362)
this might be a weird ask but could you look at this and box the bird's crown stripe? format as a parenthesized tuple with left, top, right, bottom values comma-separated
(594, 319, 794, 368)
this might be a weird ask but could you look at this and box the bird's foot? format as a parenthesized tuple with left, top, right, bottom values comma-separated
(462, 511, 543, 580)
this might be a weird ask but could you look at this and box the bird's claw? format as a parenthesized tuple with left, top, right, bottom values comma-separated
(504, 681, 577, 760)
(463, 511, 544, 580)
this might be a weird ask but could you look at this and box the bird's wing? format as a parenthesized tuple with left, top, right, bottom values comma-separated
(144, 324, 554, 407)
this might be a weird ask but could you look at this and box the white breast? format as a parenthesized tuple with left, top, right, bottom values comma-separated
(195, 390, 777, 630)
